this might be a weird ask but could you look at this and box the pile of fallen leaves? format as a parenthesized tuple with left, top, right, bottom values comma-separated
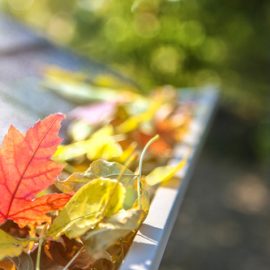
(0, 69, 194, 270)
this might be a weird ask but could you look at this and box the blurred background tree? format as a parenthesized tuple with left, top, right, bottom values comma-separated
(1, 0, 269, 162)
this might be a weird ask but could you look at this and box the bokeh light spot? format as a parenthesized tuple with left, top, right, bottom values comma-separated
(199, 38, 227, 63)
(105, 17, 128, 43)
(134, 12, 160, 38)
(178, 20, 205, 47)
(151, 46, 183, 75)
(225, 174, 269, 214)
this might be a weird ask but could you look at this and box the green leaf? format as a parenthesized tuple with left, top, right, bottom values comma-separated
(53, 126, 123, 162)
(145, 159, 186, 186)
(56, 159, 138, 209)
(85, 159, 134, 182)
(48, 178, 126, 239)
(0, 229, 28, 260)
(83, 208, 146, 257)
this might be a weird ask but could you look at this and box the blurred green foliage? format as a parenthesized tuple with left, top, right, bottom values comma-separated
(1, 0, 269, 162)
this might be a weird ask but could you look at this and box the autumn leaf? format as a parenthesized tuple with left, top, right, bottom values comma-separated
(0, 258, 16, 270)
(69, 102, 117, 126)
(117, 142, 138, 163)
(0, 229, 28, 260)
(133, 130, 172, 157)
(83, 160, 138, 209)
(68, 120, 93, 142)
(131, 187, 150, 213)
(83, 209, 146, 258)
(44, 68, 130, 104)
(145, 159, 186, 186)
(86, 127, 123, 161)
(56, 159, 138, 210)
(48, 178, 126, 239)
(56, 159, 134, 193)
(53, 126, 123, 161)
(92, 73, 138, 91)
(117, 98, 162, 133)
(53, 140, 88, 161)
(9, 193, 72, 227)
(0, 114, 68, 226)
(43, 67, 140, 104)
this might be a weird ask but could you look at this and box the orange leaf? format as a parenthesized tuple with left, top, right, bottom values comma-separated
(0, 114, 66, 225)
(10, 193, 72, 226)
(133, 131, 172, 157)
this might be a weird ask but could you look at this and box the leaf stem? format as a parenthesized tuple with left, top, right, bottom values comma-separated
(137, 135, 159, 209)
(15, 236, 39, 242)
(35, 237, 44, 270)
(63, 246, 83, 270)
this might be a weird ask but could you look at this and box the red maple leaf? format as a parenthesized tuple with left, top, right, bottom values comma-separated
(0, 113, 70, 226)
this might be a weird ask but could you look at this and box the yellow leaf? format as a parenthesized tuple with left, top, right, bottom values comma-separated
(87, 126, 123, 160)
(43, 67, 138, 104)
(53, 141, 88, 161)
(0, 230, 28, 260)
(83, 208, 146, 256)
(55, 172, 90, 193)
(45, 66, 87, 83)
(53, 126, 123, 162)
(48, 178, 126, 239)
(132, 186, 151, 213)
(117, 142, 138, 163)
(145, 159, 186, 186)
(56, 159, 138, 209)
(68, 120, 93, 142)
(93, 73, 138, 92)
(117, 99, 162, 133)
